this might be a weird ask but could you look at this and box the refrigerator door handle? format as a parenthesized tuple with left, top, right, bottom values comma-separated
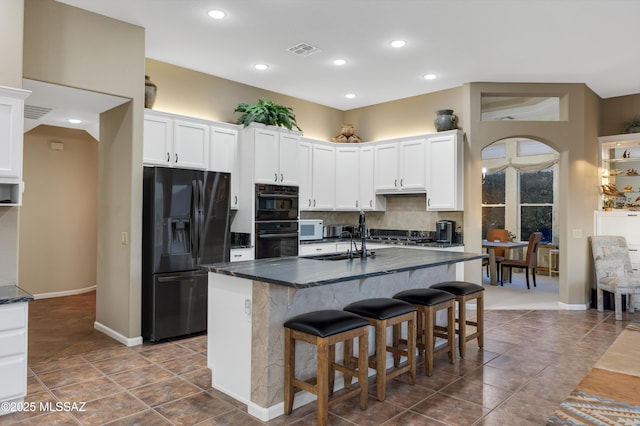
(197, 179, 205, 262)
(191, 179, 200, 259)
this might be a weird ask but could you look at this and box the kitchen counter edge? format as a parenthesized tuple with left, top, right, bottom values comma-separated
(200, 247, 486, 289)
(0, 285, 35, 304)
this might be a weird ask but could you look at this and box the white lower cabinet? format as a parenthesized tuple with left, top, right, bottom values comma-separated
(0, 302, 28, 415)
(230, 248, 254, 262)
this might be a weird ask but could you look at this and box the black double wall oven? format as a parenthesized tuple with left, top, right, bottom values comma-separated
(255, 184, 299, 259)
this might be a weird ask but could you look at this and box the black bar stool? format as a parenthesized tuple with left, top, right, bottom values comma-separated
(343, 298, 417, 401)
(393, 288, 456, 376)
(431, 281, 484, 359)
(284, 310, 369, 426)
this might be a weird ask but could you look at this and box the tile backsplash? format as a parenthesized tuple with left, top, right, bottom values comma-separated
(300, 195, 463, 232)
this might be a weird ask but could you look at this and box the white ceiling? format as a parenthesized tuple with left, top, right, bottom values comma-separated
(54, 0, 640, 111)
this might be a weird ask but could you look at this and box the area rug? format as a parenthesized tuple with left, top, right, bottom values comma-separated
(548, 323, 640, 425)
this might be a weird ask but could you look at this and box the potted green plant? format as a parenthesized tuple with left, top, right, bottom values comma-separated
(622, 115, 640, 134)
(234, 99, 302, 132)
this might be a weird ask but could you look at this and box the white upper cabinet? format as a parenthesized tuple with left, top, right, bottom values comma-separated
(143, 110, 208, 170)
(359, 145, 385, 211)
(209, 126, 239, 209)
(335, 146, 359, 210)
(426, 130, 464, 211)
(251, 126, 300, 185)
(0, 87, 30, 206)
(310, 143, 335, 210)
(374, 137, 427, 194)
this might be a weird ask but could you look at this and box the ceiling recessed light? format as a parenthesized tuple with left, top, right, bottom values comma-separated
(333, 59, 347, 66)
(345, 93, 356, 99)
(254, 63, 269, 71)
(390, 40, 407, 48)
(68, 119, 82, 124)
(423, 73, 437, 80)
(207, 10, 225, 19)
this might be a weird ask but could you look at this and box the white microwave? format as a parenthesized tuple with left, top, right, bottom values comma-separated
(299, 219, 323, 241)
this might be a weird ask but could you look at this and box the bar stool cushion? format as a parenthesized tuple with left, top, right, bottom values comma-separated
(284, 310, 370, 338)
(344, 298, 417, 320)
(393, 288, 455, 306)
(431, 281, 484, 296)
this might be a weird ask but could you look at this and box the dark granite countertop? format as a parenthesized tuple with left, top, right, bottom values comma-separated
(299, 238, 464, 248)
(200, 247, 486, 289)
(0, 285, 34, 304)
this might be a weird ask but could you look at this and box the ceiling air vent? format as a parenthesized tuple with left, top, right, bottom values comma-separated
(24, 105, 52, 120)
(287, 43, 321, 57)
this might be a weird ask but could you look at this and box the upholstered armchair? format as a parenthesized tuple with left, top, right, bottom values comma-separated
(590, 235, 640, 321)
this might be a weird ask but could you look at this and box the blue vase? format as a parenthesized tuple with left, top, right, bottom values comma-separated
(434, 109, 457, 131)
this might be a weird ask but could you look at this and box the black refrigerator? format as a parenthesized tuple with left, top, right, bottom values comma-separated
(142, 166, 231, 341)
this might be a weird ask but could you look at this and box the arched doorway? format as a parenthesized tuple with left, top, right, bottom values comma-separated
(481, 137, 560, 308)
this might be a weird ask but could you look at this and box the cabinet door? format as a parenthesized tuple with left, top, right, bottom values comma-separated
(359, 146, 376, 210)
(278, 133, 300, 186)
(173, 119, 209, 169)
(0, 93, 25, 180)
(311, 144, 335, 210)
(253, 128, 279, 183)
(399, 138, 426, 191)
(298, 141, 313, 211)
(375, 143, 399, 192)
(427, 132, 463, 211)
(335, 146, 359, 210)
(143, 113, 173, 166)
(210, 127, 239, 208)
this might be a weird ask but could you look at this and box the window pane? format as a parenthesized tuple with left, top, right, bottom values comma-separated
(482, 171, 505, 204)
(482, 207, 505, 239)
(521, 206, 552, 243)
(520, 168, 553, 204)
(480, 96, 560, 121)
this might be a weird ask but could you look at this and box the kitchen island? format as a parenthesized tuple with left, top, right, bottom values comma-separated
(200, 247, 486, 421)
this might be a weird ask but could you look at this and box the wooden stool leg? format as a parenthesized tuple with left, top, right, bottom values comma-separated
(447, 303, 455, 364)
(357, 332, 369, 410)
(317, 338, 329, 426)
(284, 328, 294, 414)
(328, 343, 335, 396)
(342, 338, 354, 387)
(458, 299, 467, 359)
(407, 314, 416, 384)
(392, 323, 401, 367)
(477, 294, 484, 349)
(425, 306, 435, 376)
(375, 319, 387, 401)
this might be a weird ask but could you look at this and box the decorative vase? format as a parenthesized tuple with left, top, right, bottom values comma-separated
(144, 75, 157, 109)
(434, 109, 457, 132)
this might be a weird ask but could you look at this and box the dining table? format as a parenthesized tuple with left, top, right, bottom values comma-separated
(482, 240, 529, 285)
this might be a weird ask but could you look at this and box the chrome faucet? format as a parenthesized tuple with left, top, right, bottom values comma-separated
(359, 210, 367, 259)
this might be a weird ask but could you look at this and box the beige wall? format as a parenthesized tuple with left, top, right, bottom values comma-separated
(464, 82, 600, 305)
(0, 0, 24, 287)
(145, 59, 344, 141)
(24, 0, 144, 340)
(601, 94, 640, 136)
(20, 126, 98, 295)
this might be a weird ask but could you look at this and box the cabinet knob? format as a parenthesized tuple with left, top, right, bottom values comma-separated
(427, 198, 431, 207)
(280, 173, 284, 182)
(308, 199, 312, 207)
(274, 173, 278, 182)
(394, 179, 398, 187)
(313, 200, 316, 207)
(166, 152, 170, 162)
(356, 200, 358, 208)
(369, 200, 373, 207)
(400, 178, 404, 187)
(175, 153, 178, 163)
(234, 195, 238, 205)
(233, 254, 242, 258)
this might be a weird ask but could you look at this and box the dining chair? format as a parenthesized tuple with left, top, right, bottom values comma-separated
(500, 232, 543, 289)
(590, 235, 640, 321)
(484, 229, 509, 280)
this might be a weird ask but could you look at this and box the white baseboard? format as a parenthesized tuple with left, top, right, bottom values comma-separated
(94, 321, 143, 347)
(32, 285, 96, 299)
(558, 302, 589, 310)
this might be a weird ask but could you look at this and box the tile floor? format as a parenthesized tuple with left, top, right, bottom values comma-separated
(1, 291, 638, 425)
